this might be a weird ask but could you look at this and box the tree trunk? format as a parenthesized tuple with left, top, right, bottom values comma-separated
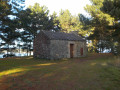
(7, 44, 9, 54)
(19, 46, 20, 56)
(30, 42, 31, 56)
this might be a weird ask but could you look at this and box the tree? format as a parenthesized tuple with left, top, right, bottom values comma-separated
(0, 23, 20, 54)
(18, 3, 53, 38)
(78, 14, 92, 36)
(20, 31, 33, 56)
(58, 9, 71, 32)
(101, 0, 120, 42)
(84, 0, 115, 53)
(101, 0, 120, 54)
(50, 11, 60, 31)
(0, 0, 25, 26)
(58, 9, 82, 34)
(18, 3, 54, 56)
(0, 0, 11, 20)
(0, 0, 25, 54)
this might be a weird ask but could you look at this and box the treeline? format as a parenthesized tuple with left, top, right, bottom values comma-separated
(0, 0, 120, 56)
(84, 0, 120, 55)
(0, 0, 89, 56)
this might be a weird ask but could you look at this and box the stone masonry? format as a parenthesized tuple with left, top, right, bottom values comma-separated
(34, 31, 87, 60)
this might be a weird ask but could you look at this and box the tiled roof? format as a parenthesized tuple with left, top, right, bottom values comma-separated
(42, 31, 85, 41)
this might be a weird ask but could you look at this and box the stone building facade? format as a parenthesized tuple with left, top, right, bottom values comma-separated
(34, 31, 87, 59)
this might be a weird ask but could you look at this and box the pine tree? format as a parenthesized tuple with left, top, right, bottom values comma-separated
(0, 0, 25, 54)
(101, 0, 120, 54)
(84, 0, 115, 53)
(18, 3, 52, 38)
(58, 9, 82, 34)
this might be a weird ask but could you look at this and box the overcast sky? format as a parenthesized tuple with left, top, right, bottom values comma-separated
(25, 0, 91, 16)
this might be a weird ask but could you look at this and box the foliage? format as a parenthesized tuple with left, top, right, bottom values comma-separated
(0, 0, 11, 20)
(101, 0, 120, 20)
(58, 9, 82, 34)
(2, 0, 120, 55)
(17, 3, 55, 55)
(84, 0, 116, 53)
(101, 0, 120, 52)
(78, 14, 93, 36)
(50, 11, 60, 31)
(101, 0, 120, 55)
(18, 3, 53, 38)
(0, 0, 25, 54)
(20, 31, 33, 56)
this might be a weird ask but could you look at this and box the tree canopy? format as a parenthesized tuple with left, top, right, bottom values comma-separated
(0, 0, 25, 54)
(1, 0, 120, 56)
(84, 0, 120, 54)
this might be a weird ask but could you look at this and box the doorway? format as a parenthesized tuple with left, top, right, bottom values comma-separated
(81, 48, 83, 56)
(70, 44, 74, 58)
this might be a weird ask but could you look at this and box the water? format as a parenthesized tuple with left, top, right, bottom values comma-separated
(0, 54, 4, 58)
(0, 52, 33, 58)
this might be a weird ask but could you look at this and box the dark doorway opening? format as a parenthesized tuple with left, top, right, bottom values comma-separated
(70, 44, 74, 58)
(81, 48, 83, 56)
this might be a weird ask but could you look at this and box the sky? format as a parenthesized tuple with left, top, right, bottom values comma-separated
(25, 0, 91, 16)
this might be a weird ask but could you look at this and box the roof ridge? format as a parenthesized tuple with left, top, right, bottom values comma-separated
(41, 30, 85, 41)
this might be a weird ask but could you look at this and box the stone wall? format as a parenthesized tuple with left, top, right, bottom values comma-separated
(33, 32, 50, 59)
(49, 40, 87, 59)
(74, 41, 87, 57)
(34, 32, 87, 59)
(50, 40, 69, 59)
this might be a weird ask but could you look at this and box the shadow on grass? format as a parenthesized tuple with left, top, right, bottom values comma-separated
(1, 54, 120, 90)
(0, 62, 57, 78)
(0, 56, 62, 71)
(0, 61, 60, 90)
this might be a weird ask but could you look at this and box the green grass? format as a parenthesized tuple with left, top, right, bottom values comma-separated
(0, 54, 120, 90)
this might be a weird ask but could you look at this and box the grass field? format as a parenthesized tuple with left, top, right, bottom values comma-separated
(0, 53, 120, 90)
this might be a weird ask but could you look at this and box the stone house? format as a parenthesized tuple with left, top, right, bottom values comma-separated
(33, 31, 87, 59)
